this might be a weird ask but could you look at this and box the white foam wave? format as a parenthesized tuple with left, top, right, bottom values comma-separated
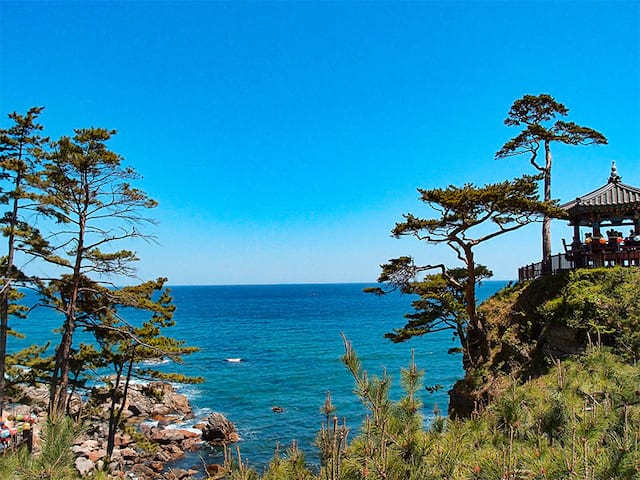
(140, 358, 171, 366)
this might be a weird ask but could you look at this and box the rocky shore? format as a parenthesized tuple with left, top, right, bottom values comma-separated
(14, 382, 239, 479)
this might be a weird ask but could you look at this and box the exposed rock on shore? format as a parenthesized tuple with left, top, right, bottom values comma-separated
(201, 412, 239, 445)
(10, 380, 235, 478)
(68, 381, 228, 479)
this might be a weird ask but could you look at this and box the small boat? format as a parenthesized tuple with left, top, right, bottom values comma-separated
(225, 358, 242, 363)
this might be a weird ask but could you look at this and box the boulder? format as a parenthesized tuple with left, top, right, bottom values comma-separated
(169, 394, 192, 416)
(87, 448, 106, 462)
(75, 456, 95, 476)
(131, 463, 157, 477)
(71, 445, 91, 456)
(148, 427, 198, 444)
(206, 464, 226, 479)
(114, 432, 133, 447)
(151, 403, 171, 416)
(165, 469, 189, 480)
(201, 412, 239, 445)
(149, 460, 165, 472)
(119, 447, 139, 460)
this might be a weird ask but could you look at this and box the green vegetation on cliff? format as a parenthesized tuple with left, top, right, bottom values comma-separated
(451, 267, 640, 417)
(221, 268, 640, 480)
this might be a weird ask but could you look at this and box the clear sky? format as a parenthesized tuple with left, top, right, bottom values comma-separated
(1, 1, 639, 285)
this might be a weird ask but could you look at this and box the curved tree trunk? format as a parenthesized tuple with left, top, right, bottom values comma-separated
(463, 246, 489, 368)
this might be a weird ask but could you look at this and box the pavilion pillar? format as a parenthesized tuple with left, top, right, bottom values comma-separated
(593, 216, 602, 238)
(572, 223, 581, 245)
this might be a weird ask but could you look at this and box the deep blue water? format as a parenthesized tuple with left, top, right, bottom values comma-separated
(10, 281, 507, 472)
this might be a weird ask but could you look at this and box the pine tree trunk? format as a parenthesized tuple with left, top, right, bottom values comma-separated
(542, 141, 553, 273)
(49, 212, 86, 415)
(0, 170, 22, 414)
(463, 247, 488, 368)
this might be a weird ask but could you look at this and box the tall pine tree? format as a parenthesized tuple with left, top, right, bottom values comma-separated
(496, 94, 607, 271)
(0, 107, 49, 411)
(37, 127, 158, 415)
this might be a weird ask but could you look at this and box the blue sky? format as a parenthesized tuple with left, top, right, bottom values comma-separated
(1, 1, 639, 285)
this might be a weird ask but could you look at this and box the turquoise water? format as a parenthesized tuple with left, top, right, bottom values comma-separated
(10, 281, 507, 471)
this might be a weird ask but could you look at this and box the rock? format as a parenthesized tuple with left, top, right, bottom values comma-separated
(182, 436, 201, 451)
(151, 403, 171, 416)
(88, 448, 106, 462)
(153, 414, 182, 426)
(114, 432, 133, 447)
(201, 412, 239, 445)
(170, 394, 191, 416)
(166, 443, 184, 459)
(131, 463, 157, 477)
(154, 450, 173, 463)
(119, 447, 139, 459)
(127, 402, 144, 416)
(16, 385, 49, 409)
(71, 445, 91, 456)
(206, 464, 226, 479)
(79, 439, 100, 450)
(75, 456, 95, 475)
(148, 427, 192, 444)
(165, 469, 189, 480)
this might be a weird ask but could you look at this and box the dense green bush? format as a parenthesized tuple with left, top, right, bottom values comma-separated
(539, 268, 640, 362)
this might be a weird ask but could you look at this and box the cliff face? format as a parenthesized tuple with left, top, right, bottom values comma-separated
(449, 267, 640, 417)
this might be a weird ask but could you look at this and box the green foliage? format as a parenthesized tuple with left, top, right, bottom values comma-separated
(335, 342, 639, 480)
(0, 415, 80, 480)
(370, 175, 558, 370)
(496, 94, 607, 161)
(339, 336, 430, 480)
(0, 106, 50, 411)
(0, 109, 203, 478)
(496, 93, 607, 263)
(208, 336, 640, 480)
(383, 265, 490, 344)
(539, 267, 640, 361)
(317, 391, 348, 480)
(33, 125, 162, 414)
(263, 443, 315, 480)
(393, 175, 562, 243)
(73, 277, 202, 460)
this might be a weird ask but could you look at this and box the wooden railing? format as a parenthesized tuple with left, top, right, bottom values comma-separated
(518, 246, 640, 282)
(518, 254, 574, 282)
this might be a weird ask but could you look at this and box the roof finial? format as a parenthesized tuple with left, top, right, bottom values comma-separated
(609, 160, 621, 183)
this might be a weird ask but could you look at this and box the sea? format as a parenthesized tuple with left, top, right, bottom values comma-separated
(9, 281, 508, 473)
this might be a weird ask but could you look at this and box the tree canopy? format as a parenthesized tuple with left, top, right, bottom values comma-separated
(0, 108, 200, 450)
(496, 94, 607, 267)
(368, 175, 562, 368)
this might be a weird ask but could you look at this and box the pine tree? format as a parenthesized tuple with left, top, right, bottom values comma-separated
(496, 94, 607, 272)
(86, 278, 202, 460)
(36, 127, 158, 415)
(368, 175, 562, 368)
(0, 107, 49, 412)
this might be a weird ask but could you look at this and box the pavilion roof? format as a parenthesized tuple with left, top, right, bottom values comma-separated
(561, 162, 640, 216)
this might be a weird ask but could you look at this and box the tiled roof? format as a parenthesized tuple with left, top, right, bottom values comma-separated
(561, 162, 640, 212)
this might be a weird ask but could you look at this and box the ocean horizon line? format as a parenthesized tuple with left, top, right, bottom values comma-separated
(162, 279, 516, 288)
